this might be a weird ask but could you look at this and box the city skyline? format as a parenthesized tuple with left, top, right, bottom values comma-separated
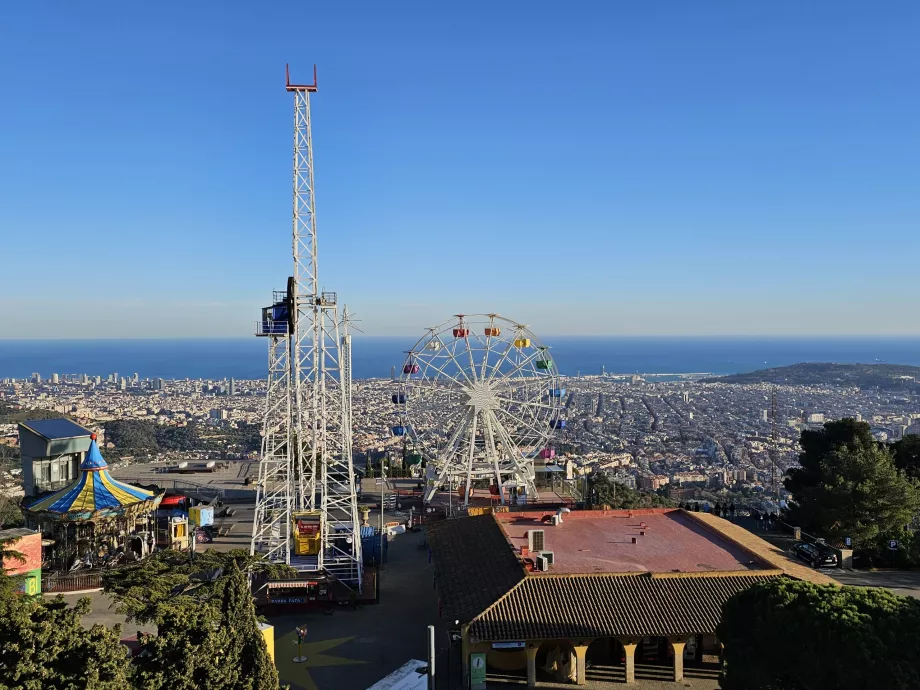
(1, 2, 918, 337)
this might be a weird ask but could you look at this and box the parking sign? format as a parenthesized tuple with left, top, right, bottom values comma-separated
(889, 539, 899, 551)
(844, 537, 851, 548)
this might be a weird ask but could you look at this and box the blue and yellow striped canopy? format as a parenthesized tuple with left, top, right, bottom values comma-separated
(27, 438, 159, 518)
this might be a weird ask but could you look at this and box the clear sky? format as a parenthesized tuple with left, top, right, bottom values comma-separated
(1, 1, 918, 337)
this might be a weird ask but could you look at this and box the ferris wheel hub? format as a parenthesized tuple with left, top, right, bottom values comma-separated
(466, 380, 498, 412)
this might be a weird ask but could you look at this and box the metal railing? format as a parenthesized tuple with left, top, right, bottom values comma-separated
(115, 476, 224, 503)
(42, 571, 103, 593)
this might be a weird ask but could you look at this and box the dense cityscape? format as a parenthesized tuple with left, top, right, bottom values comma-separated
(3, 370, 919, 504)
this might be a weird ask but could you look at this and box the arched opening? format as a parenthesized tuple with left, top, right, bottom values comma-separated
(536, 640, 576, 684)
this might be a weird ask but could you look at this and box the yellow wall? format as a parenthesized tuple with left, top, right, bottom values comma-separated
(259, 623, 275, 663)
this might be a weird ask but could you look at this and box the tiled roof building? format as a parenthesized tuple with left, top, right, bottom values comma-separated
(428, 508, 835, 687)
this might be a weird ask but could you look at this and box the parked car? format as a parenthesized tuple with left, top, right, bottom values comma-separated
(792, 542, 838, 568)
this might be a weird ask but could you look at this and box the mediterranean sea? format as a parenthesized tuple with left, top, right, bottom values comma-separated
(1, 336, 919, 381)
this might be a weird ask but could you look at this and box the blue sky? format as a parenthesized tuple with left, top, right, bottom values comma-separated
(1, 1, 918, 337)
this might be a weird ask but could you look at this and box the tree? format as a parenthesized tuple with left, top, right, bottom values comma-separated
(587, 473, 675, 509)
(0, 498, 23, 530)
(892, 435, 920, 480)
(718, 577, 920, 689)
(103, 548, 294, 626)
(0, 594, 131, 690)
(104, 549, 288, 690)
(130, 604, 236, 690)
(221, 561, 281, 690)
(104, 419, 158, 451)
(784, 419, 920, 552)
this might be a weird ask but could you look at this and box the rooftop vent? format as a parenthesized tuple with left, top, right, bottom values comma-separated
(528, 529, 545, 553)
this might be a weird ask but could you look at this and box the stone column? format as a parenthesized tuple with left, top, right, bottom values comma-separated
(573, 643, 589, 685)
(526, 644, 539, 688)
(620, 639, 638, 684)
(669, 639, 686, 682)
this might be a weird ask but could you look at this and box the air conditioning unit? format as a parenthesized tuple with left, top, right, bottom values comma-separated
(537, 555, 549, 571)
(539, 550, 555, 565)
(528, 529, 545, 553)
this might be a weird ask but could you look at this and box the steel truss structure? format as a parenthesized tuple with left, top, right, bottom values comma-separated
(395, 314, 564, 507)
(251, 66, 362, 589)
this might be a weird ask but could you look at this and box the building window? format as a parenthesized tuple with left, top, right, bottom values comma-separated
(41, 464, 51, 484)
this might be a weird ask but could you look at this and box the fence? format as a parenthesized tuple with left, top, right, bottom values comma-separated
(42, 571, 103, 593)
(116, 476, 225, 503)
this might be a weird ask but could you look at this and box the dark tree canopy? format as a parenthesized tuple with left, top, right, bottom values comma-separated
(892, 435, 920, 480)
(0, 594, 131, 690)
(104, 419, 159, 451)
(784, 419, 920, 552)
(587, 472, 675, 509)
(104, 549, 288, 690)
(718, 577, 920, 690)
(103, 548, 294, 626)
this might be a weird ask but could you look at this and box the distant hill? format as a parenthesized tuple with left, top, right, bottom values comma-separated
(702, 363, 920, 391)
(0, 403, 71, 425)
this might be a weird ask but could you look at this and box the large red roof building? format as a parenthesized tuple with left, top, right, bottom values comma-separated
(428, 508, 835, 687)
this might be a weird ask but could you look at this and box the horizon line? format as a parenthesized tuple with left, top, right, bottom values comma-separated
(2, 334, 920, 341)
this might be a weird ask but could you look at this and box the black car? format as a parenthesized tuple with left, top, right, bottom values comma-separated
(792, 542, 838, 568)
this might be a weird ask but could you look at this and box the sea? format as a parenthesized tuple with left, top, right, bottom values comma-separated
(1, 336, 919, 381)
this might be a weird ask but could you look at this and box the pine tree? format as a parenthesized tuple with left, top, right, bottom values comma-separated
(0, 594, 131, 690)
(221, 560, 281, 690)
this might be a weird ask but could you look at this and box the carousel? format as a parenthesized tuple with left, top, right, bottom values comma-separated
(25, 434, 165, 572)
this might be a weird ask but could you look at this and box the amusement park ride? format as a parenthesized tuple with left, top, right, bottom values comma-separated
(250, 66, 362, 589)
(394, 314, 565, 507)
(249, 69, 564, 587)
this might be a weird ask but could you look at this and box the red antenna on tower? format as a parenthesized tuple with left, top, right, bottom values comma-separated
(285, 63, 317, 92)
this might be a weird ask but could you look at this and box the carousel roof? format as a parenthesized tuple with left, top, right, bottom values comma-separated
(26, 436, 160, 519)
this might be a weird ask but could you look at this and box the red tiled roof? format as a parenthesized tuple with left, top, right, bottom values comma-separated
(428, 511, 795, 641)
(470, 572, 778, 641)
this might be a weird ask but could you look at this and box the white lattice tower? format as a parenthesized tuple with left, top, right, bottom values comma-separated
(286, 66, 362, 586)
(251, 324, 293, 563)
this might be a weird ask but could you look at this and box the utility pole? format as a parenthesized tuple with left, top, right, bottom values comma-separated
(770, 386, 779, 506)
(427, 625, 436, 690)
(379, 459, 386, 571)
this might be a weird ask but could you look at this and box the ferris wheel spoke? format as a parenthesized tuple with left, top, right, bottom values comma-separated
(494, 395, 557, 411)
(486, 409, 531, 475)
(481, 412, 505, 502)
(490, 348, 544, 383)
(413, 349, 469, 389)
(438, 408, 475, 472)
(462, 412, 479, 505)
(462, 331, 481, 383)
(439, 336, 475, 386)
(484, 338, 520, 382)
(493, 404, 548, 448)
(409, 400, 467, 447)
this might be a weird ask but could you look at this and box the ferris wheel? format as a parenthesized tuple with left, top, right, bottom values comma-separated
(392, 314, 566, 506)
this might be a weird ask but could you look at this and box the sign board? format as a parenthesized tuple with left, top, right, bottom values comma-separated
(492, 641, 525, 649)
(890, 540, 899, 551)
(844, 537, 852, 548)
(470, 652, 486, 690)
